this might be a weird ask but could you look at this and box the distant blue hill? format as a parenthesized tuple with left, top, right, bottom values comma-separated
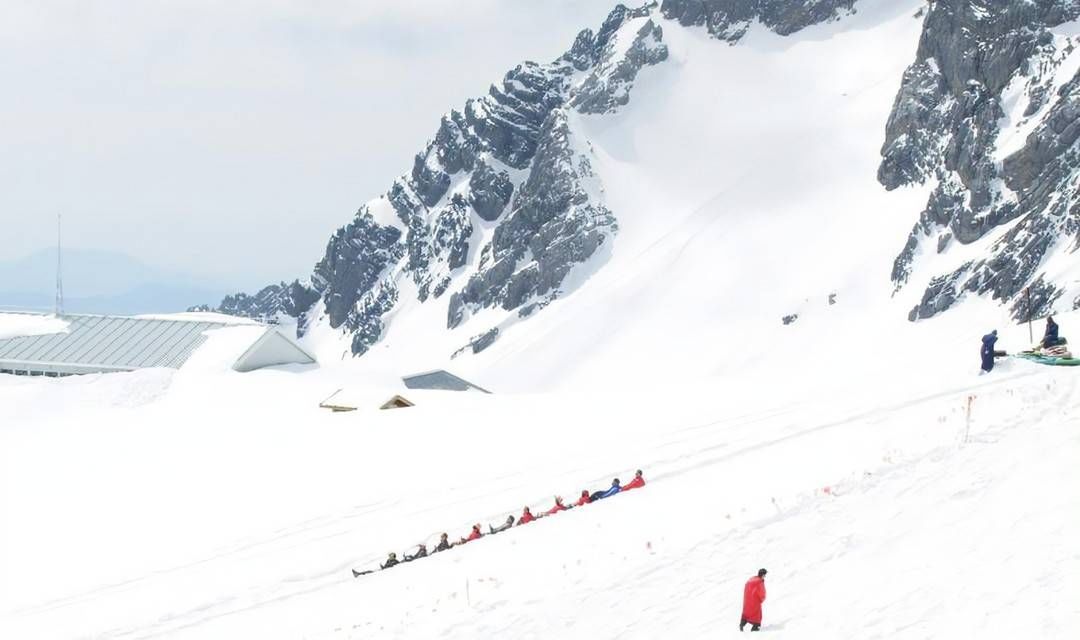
(0, 248, 230, 315)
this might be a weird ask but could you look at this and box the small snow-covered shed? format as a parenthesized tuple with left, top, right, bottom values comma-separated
(318, 389, 416, 412)
(0, 312, 314, 377)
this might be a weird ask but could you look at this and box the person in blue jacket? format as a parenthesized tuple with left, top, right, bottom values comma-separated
(1042, 316, 1060, 348)
(591, 478, 622, 502)
(981, 330, 998, 373)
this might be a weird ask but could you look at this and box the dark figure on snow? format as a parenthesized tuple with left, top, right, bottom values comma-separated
(1043, 316, 1061, 348)
(574, 490, 593, 507)
(381, 552, 399, 570)
(623, 469, 646, 491)
(404, 544, 427, 561)
(740, 568, 767, 632)
(517, 507, 536, 526)
(433, 533, 451, 553)
(981, 330, 998, 373)
(489, 515, 515, 534)
(591, 478, 621, 502)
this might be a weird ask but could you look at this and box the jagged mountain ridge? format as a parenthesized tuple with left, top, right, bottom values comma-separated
(207, 0, 1080, 357)
(216, 3, 675, 354)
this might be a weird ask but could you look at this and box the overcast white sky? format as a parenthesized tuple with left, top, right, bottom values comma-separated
(0, 0, 617, 290)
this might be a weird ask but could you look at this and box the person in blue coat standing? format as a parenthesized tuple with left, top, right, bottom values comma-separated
(981, 330, 998, 373)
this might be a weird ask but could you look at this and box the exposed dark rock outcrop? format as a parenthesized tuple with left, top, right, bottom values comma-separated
(660, 0, 856, 41)
(882, 0, 1080, 319)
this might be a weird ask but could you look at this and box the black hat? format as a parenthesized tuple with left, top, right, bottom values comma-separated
(758, 568, 768, 577)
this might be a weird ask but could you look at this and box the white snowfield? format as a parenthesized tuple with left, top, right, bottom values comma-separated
(2, 2, 1079, 638)
(1, 313, 1077, 639)
(0, 313, 69, 340)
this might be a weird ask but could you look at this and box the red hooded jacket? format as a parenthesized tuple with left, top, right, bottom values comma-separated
(742, 576, 766, 624)
(518, 510, 536, 525)
(623, 475, 645, 490)
(575, 493, 592, 507)
(545, 502, 567, 516)
(463, 527, 482, 543)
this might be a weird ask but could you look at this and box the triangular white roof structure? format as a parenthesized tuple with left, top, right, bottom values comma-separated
(232, 328, 317, 372)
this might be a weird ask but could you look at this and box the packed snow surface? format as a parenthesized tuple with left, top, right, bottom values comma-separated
(2, 308, 1078, 639)
(0, 313, 69, 340)
(2, 2, 1078, 639)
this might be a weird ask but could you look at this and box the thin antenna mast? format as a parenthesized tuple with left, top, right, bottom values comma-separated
(55, 213, 64, 316)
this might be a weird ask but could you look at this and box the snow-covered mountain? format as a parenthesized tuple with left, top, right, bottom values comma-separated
(202, 1, 1080, 368)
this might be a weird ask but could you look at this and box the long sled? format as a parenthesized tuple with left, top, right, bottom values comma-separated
(1014, 352, 1080, 366)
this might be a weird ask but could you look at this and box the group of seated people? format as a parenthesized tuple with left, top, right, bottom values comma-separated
(353, 469, 646, 577)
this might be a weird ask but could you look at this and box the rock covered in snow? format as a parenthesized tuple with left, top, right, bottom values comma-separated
(881, 0, 1080, 320)
(193, 281, 318, 325)
(203, 3, 670, 353)
(447, 110, 617, 328)
(660, 0, 856, 41)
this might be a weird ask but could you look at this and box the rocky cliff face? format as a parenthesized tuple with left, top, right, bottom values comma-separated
(881, 0, 1080, 320)
(659, 0, 856, 41)
(212, 3, 671, 355)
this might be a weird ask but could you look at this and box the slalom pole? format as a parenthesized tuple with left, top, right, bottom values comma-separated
(1026, 287, 1033, 345)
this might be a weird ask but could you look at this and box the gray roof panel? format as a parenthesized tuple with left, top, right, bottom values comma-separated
(129, 319, 187, 367)
(45, 316, 105, 362)
(103, 319, 163, 366)
(0, 313, 236, 373)
(140, 320, 196, 367)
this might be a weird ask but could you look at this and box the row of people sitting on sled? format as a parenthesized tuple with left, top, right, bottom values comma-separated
(356, 470, 645, 575)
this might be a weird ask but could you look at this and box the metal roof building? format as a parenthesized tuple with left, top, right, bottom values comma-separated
(0, 313, 315, 377)
(402, 370, 491, 393)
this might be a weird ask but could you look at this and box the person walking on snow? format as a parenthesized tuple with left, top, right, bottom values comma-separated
(622, 469, 646, 491)
(544, 496, 567, 516)
(981, 330, 998, 373)
(574, 490, 592, 507)
(740, 568, 767, 632)
(517, 507, 536, 525)
(489, 515, 515, 534)
(1043, 316, 1061, 348)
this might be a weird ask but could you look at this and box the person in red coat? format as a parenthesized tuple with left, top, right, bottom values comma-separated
(517, 507, 536, 525)
(740, 568, 767, 631)
(622, 469, 646, 491)
(544, 496, 567, 516)
(574, 490, 592, 507)
(457, 524, 482, 545)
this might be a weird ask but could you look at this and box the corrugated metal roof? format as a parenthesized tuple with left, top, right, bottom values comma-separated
(0, 314, 233, 374)
(402, 370, 491, 393)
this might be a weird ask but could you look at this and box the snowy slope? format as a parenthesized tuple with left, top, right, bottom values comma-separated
(1, 310, 1078, 638)
(0, 313, 68, 340)
(2, 2, 1079, 639)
